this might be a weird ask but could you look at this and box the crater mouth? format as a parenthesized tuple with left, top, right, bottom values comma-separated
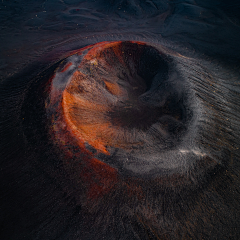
(46, 41, 192, 176)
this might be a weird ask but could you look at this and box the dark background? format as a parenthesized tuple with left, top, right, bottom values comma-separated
(0, 1, 240, 239)
(0, 0, 240, 81)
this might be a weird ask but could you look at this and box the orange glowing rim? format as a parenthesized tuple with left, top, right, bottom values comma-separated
(46, 40, 192, 178)
(61, 41, 149, 155)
